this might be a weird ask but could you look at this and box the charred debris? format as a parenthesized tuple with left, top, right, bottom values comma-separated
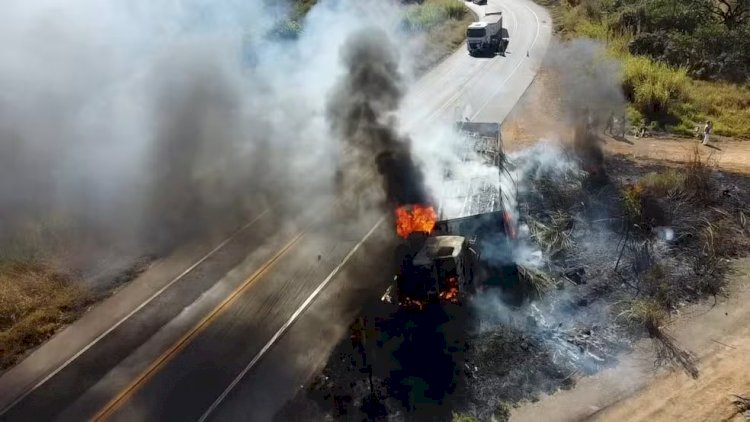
(278, 115, 750, 420)
(281, 27, 750, 422)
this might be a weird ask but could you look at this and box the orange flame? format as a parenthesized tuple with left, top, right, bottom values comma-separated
(503, 211, 517, 239)
(395, 204, 437, 238)
(401, 297, 426, 311)
(439, 276, 460, 304)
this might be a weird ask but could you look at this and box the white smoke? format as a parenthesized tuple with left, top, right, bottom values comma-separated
(0, 0, 420, 271)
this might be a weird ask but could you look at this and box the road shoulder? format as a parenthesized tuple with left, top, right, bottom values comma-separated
(510, 257, 750, 422)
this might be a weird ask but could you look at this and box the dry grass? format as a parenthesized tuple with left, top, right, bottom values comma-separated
(732, 394, 750, 416)
(618, 297, 666, 334)
(411, 0, 475, 75)
(617, 297, 698, 377)
(0, 261, 92, 370)
(622, 55, 690, 120)
(637, 169, 686, 198)
(518, 265, 555, 297)
(403, 0, 467, 31)
(683, 145, 714, 203)
(537, 0, 750, 138)
(529, 211, 575, 258)
(686, 81, 750, 139)
(693, 216, 747, 280)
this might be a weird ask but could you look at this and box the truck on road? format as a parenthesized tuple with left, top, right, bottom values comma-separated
(467, 12, 505, 56)
(382, 122, 517, 310)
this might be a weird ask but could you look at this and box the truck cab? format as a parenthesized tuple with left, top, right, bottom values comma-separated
(467, 13, 504, 56)
(382, 236, 476, 309)
(381, 121, 518, 310)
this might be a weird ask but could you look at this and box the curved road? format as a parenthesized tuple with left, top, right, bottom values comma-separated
(0, 1, 550, 421)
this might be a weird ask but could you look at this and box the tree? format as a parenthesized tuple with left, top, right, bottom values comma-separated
(693, 0, 750, 30)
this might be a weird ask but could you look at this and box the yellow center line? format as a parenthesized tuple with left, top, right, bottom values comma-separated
(92, 230, 307, 421)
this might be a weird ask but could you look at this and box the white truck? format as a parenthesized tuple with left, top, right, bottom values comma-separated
(466, 12, 505, 56)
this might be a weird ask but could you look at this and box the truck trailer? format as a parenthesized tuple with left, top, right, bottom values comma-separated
(466, 12, 505, 56)
(382, 122, 517, 310)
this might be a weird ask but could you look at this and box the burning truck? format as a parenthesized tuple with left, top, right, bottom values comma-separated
(382, 122, 517, 310)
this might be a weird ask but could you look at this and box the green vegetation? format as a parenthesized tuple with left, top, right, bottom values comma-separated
(452, 413, 480, 422)
(637, 168, 686, 197)
(286, 0, 474, 74)
(411, 2, 475, 75)
(403, 0, 467, 31)
(538, 0, 750, 138)
(493, 402, 512, 421)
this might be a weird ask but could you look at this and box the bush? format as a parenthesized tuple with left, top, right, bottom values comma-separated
(621, 182, 644, 221)
(618, 297, 667, 335)
(638, 169, 686, 198)
(686, 81, 750, 138)
(683, 145, 713, 203)
(272, 19, 303, 39)
(622, 55, 689, 119)
(452, 413, 479, 422)
(545, 0, 750, 137)
(494, 402, 511, 421)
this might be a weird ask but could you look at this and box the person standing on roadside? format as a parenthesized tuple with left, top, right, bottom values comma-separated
(604, 111, 615, 135)
(702, 120, 712, 145)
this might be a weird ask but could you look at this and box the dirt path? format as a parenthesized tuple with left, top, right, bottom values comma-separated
(593, 335, 750, 421)
(502, 70, 750, 174)
(589, 258, 750, 422)
(602, 135, 750, 174)
(505, 121, 750, 174)
(501, 66, 750, 422)
(511, 258, 750, 422)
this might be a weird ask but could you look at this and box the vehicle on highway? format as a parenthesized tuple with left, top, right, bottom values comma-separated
(382, 122, 517, 310)
(467, 12, 505, 56)
(472, 0, 487, 5)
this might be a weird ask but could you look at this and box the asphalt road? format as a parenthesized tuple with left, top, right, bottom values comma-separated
(0, 1, 550, 420)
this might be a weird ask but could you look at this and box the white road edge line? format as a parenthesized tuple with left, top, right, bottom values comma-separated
(201, 4, 545, 419)
(0, 209, 270, 416)
(432, 0, 518, 122)
(198, 215, 387, 422)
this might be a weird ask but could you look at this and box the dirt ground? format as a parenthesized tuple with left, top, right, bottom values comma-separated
(595, 327, 750, 421)
(502, 71, 750, 174)
(510, 258, 750, 422)
(504, 68, 750, 422)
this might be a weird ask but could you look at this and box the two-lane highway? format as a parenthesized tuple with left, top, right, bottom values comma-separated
(0, 0, 550, 420)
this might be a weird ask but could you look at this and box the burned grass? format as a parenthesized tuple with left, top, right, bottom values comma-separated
(277, 303, 471, 421)
(461, 324, 574, 420)
(277, 151, 750, 420)
(477, 151, 750, 406)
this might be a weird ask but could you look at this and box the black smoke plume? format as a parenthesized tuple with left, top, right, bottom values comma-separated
(327, 27, 429, 208)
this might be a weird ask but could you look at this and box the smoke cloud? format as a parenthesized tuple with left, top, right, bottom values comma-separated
(467, 38, 637, 388)
(0, 0, 421, 275)
(545, 38, 627, 123)
(327, 27, 429, 211)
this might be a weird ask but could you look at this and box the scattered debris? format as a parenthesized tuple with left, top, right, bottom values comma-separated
(277, 152, 750, 421)
(732, 394, 750, 417)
